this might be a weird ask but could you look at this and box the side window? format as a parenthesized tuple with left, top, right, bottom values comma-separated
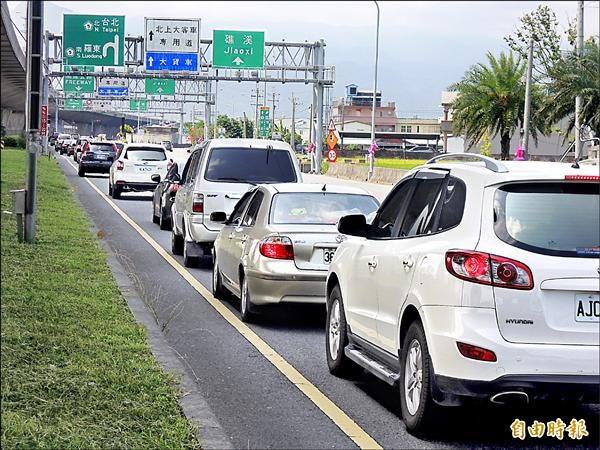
(241, 191, 264, 227)
(182, 151, 200, 184)
(436, 177, 466, 232)
(228, 192, 254, 226)
(398, 177, 445, 238)
(370, 179, 416, 238)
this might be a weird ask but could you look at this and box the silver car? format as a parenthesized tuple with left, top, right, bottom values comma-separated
(211, 183, 380, 321)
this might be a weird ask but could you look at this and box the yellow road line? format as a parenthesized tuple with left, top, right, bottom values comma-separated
(63, 157, 383, 450)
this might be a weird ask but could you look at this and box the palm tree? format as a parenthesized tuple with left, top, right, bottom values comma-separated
(449, 52, 544, 160)
(541, 39, 600, 138)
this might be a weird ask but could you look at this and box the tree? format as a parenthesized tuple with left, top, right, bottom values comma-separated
(274, 120, 302, 147)
(540, 39, 600, 137)
(449, 51, 545, 160)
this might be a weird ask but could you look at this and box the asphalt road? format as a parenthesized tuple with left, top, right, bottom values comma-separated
(57, 155, 599, 449)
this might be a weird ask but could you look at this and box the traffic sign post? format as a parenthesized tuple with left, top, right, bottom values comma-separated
(327, 148, 338, 163)
(145, 52, 198, 71)
(213, 30, 265, 69)
(63, 14, 125, 66)
(145, 18, 200, 53)
(97, 76, 128, 96)
(145, 78, 176, 95)
(259, 106, 270, 137)
(40, 105, 48, 136)
(63, 76, 95, 93)
(130, 100, 148, 111)
(64, 98, 84, 110)
(326, 130, 338, 149)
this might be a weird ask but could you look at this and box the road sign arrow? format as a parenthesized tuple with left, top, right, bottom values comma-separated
(148, 56, 154, 67)
(149, 30, 154, 41)
(157, 87, 163, 93)
(75, 86, 82, 91)
(233, 56, 244, 66)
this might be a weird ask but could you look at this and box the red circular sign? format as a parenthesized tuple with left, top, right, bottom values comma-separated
(327, 148, 338, 163)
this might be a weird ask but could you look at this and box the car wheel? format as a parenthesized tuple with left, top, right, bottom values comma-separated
(108, 183, 113, 196)
(183, 237, 197, 267)
(152, 205, 160, 224)
(171, 228, 183, 255)
(239, 273, 255, 322)
(159, 205, 171, 230)
(111, 185, 121, 199)
(400, 321, 439, 436)
(326, 284, 353, 376)
(78, 166, 85, 177)
(212, 253, 226, 299)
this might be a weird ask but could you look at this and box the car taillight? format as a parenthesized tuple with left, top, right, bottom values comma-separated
(192, 193, 204, 213)
(456, 342, 497, 362)
(445, 250, 533, 290)
(116, 160, 124, 171)
(565, 175, 600, 181)
(259, 236, 294, 260)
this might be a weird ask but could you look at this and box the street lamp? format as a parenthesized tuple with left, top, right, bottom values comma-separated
(368, 0, 380, 180)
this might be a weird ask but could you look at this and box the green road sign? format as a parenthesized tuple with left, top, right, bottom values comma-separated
(64, 76, 95, 93)
(259, 107, 270, 137)
(145, 78, 175, 95)
(130, 100, 148, 112)
(63, 14, 125, 66)
(213, 30, 265, 69)
(64, 98, 84, 110)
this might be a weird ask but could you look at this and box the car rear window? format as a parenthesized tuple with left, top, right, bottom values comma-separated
(270, 192, 379, 225)
(204, 147, 297, 183)
(125, 147, 166, 161)
(494, 182, 599, 258)
(90, 143, 115, 152)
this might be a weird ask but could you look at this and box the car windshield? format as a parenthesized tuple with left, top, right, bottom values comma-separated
(494, 182, 599, 258)
(90, 143, 115, 152)
(205, 147, 297, 183)
(125, 147, 166, 161)
(270, 192, 379, 225)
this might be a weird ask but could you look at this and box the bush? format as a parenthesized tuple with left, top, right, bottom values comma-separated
(3, 135, 26, 149)
(321, 160, 329, 174)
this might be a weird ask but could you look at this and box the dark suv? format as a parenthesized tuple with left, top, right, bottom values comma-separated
(78, 141, 117, 177)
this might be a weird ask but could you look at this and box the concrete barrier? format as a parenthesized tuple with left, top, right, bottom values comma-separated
(326, 163, 407, 185)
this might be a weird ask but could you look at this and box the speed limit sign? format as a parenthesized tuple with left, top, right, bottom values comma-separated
(327, 148, 338, 163)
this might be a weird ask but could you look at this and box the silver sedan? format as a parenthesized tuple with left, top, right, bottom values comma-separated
(211, 183, 380, 321)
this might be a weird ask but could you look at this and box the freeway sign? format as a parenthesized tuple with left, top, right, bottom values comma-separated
(145, 18, 200, 53)
(145, 78, 176, 95)
(63, 76, 95, 93)
(259, 106, 270, 137)
(97, 86, 129, 96)
(145, 52, 198, 71)
(64, 98, 84, 110)
(213, 30, 265, 69)
(63, 14, 125, 66)
(130, 100, 148, 112)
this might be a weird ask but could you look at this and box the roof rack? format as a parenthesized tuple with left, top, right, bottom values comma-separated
(426, 153, 509, 173)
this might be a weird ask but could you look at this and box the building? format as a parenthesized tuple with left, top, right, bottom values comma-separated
(396, 117, 441, 148)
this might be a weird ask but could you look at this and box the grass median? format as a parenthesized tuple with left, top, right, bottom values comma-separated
(1, 149, 199, 449)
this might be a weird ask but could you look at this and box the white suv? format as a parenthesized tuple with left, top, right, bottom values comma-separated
(325, 154, 600, 435)
(171, 138, 303, 267)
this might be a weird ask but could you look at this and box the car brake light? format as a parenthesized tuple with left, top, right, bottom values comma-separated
(259, 236, 294, 260)
(192, 193, 204, 213)
(116, 160, 124, 171)
(565, 175, 600, 181)
(445, 250, 533, 290)
(457, 342, 497, 362)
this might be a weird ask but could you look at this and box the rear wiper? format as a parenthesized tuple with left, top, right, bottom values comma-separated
(216, 177, 256, 185)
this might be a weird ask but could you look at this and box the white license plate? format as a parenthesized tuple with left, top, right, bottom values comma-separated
(322, 248, 336, 264)
(138, 166, 154, 172)
(95, 154, 107, 160)
(575, 294, 600, 322)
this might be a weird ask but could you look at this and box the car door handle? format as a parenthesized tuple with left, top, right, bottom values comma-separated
(367, 258, 378, 269)
(402, 257, 414, 268)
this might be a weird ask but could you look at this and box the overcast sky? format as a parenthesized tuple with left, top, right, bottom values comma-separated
(7, 1, 600, 122)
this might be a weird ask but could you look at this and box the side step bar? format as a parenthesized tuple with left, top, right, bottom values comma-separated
(345, 346, 400, 386)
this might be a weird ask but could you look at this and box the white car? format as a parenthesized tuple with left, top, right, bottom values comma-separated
(325, 154, 600, 435)
(171, 138, 303, 267)
(108, 143, 171, 199)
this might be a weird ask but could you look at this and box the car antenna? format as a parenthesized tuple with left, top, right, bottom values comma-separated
(322, 184, 326, 191)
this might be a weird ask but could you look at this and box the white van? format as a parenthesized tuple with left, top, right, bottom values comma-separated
(171, 138, 303, 266)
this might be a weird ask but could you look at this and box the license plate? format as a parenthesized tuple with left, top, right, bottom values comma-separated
(95, 153, 107, 160)
(575, 294, 600, 322)
(323, 248, 336, 264)
(138, 166, 153, 172)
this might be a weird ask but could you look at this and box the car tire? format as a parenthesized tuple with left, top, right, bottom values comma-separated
(111, 185, 121, 199)
(159, 202, 171, 230)
(78, 166, 85, 177)
(399, 321, 440, 436)
(108, 183, 113, 196)
(212, 254, 226, 299)
(239, 273, 255, 323)
(326, 284, 353, 376)
(171, 228, 183, 255)
(152, 207, 160, 224)
(183, 237, 197, 267)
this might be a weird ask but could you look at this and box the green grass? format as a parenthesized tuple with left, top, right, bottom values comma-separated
(339, 157, 427, 170)
(1, 149, 199, 449)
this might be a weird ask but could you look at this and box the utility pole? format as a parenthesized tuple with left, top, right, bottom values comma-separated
(251, 88, 262, 138)
(242, 112, 247, 138)
(340, 97, 345, 152)
(369, 0, 381, 180)
(271, 91, 279, 130)
(574, 0, 584, 160)
(290, 93, 299, 151)
(521, 37, 534, 159)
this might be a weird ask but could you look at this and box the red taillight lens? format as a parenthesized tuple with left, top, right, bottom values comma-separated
(445, 250, 533, 290)
(192, 193, 204, 213)
(457, 342, 497, 362)
(116, 160, 124, 171)
(565, 175, 600, 181)
(259, 236, 294, 260)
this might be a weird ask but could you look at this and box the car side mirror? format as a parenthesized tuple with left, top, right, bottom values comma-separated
(337, 214, 367, 237)
(210, 211, 228, 223)
(151, 174, 161, 183)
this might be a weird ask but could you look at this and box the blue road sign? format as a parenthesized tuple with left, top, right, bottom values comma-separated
(145, 52, 198, 71)
(97, 86, 129, 96)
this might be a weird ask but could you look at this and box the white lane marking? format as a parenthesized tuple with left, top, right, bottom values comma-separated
(62, 156, 383, 450)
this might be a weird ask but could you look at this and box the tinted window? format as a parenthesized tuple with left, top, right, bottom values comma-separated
(399, 178, 445, 237)
(205, 148, 297, 183)
(182, 151, 201, 184)
(271, 192, 379, 225)
(228, 191, 254, 225)
(494, 182, 599, 258)
(90, 143, 115, 153)
(242, 191, 265, 227)
(371, 179, 416, 238)
(436, 177, 466, 232)
(125, 147, 166, 161)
